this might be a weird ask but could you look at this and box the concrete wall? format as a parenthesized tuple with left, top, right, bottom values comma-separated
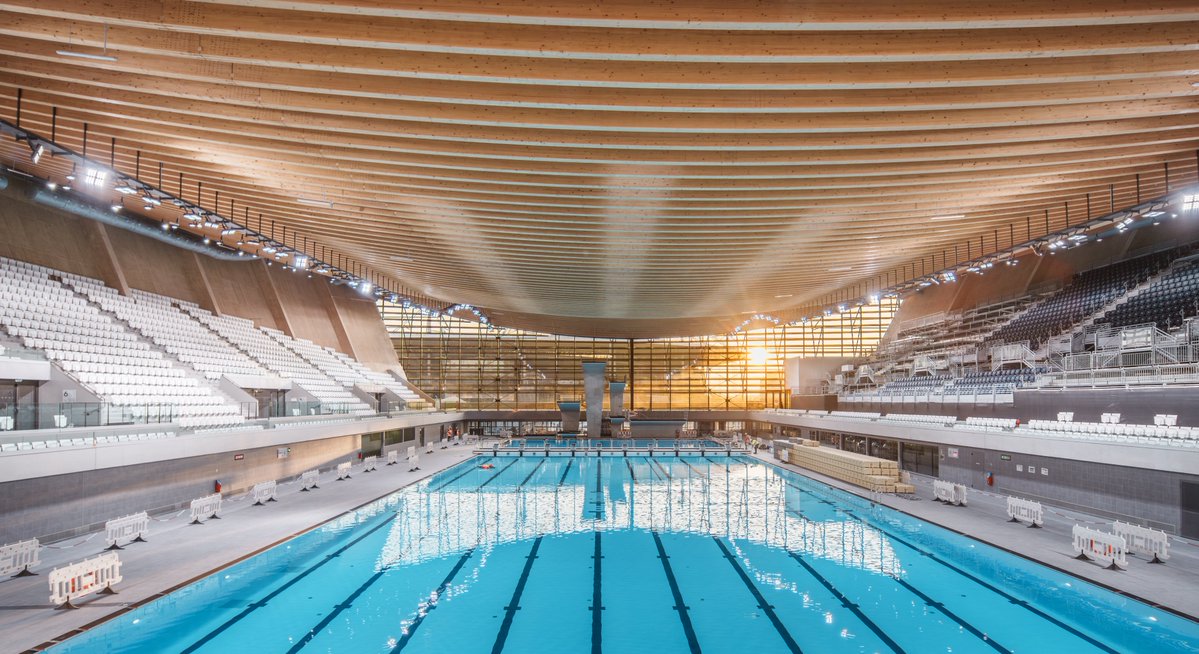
(937, 444, 1192, 535)
(0, 433, 360, 543)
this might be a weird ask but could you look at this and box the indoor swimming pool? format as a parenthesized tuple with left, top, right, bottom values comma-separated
(50, 456, 1199, 653)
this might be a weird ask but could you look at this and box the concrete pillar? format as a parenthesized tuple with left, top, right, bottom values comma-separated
(558, 401, 581, 433)
(582, 361, 606, 439)
(609, 381, 626, 417)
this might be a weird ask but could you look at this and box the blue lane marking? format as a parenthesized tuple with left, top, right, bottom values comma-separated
(431, 457, 493, 492)
(652, 459, 671, 480)
(491, 536, 544, 654)
(518, 459, 546, 488)
(477, 459, 520, 490)
(591, 532, 603, 654)
(785, 551, 905, 653)
(286, 569, 388, 653)
(651, 532, 702, 654)
(711, 538, 802, 654)
(558, 459, 575, 486)
(892, 575, 1010, 654)
(840, 506, 1118, 654)
(180, 514, 395, 653)
(390, 548, 476, 652)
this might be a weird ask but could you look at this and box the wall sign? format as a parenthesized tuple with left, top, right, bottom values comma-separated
(233, 453, 244, 461)
(1000, 454, 1011, 461)
(947, 447, 959, 459)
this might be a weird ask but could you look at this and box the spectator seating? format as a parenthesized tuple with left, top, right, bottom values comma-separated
(66, 279, 275, 382)
(1097, 260, 1199, 331)
(0, 261, 245, 429)
(989, 250, 1175, 349)
(182, 309, 374, 414)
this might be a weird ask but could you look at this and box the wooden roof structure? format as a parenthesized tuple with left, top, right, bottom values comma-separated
(2, 1, 1197, 336)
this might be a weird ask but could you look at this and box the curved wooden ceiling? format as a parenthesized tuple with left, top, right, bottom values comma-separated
(1, 1, 1198, 336)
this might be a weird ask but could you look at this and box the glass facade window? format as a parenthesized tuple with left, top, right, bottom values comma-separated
(380, 299, 896, 411)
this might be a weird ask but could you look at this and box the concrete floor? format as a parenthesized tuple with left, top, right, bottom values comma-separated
(3, 447, 1195, 653)
(0, 444, 478, 654)
(754, 451, 1199, 620)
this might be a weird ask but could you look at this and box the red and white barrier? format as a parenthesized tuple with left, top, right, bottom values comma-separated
(299, 469, 319, 492)
(1072, 525, 1128, 570)
(363, 455, 377, 473)
(386, 450, 399, 466)
(49, 552, 122, 608)
(0, 538, 40, 577)
(252, 480, 277, 505)
(933, 480, 968, 506)
(189, 494, 222, 524)
(1112, 521, 1170, 563)
(105, 512, 149, 549)
(1006, 496, 1043, 527)
(336, 462, 352, 481)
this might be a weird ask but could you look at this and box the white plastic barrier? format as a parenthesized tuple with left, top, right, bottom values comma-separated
(363, 455, 377, 473)
(252, 480, 277, 505)
(1112, 521, 1170, 563)
(1006, 496, 1044, 527)
(189, 494, 222, 524)
(0, 538, 40, 577)
(1072, 525, 1128, 570)
(336, 461, 352, 481)
(408, 453, 420, 472)
(933, 480, 968, 506)
(105, 512, 149, 549)
(49, 551, 123, 608)
(426, 437, 438, 454)
(299, 469, 319, 492)
(386, 450, 399, 466)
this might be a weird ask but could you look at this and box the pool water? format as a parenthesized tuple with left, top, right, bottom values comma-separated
(51, 455, 1199, 653)
(501, 438, 725, 449)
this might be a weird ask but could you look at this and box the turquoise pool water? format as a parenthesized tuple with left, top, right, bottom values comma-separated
(501, 438, 725, 449)
(51, 455, 1199, 653)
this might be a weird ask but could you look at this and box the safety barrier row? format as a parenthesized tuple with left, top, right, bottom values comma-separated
(251, 480, 277, 506)
(933, 480, 968, 506)
(1112, 521, 1170, 563)
(386, 450, 399, 466)
(105, 512, 149, 549)
(299, 469, 319, 492)
(1072, 524, 1128, 570)
(336, 461, 352, 481)
(49, 551, 122, 608)
(1006, 496, 1043, 527)
(0, 538, 40, 577)
(188, 494, 222, 524)
(362, 455, 377, 473)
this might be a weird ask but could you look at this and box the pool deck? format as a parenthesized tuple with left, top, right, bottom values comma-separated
(755, 451, 1199, 621)
(0, 444, 479, 654)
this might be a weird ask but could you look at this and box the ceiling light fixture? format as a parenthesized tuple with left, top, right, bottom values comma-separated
(57, 24, 118, 61)
(296, 197, 333, 209)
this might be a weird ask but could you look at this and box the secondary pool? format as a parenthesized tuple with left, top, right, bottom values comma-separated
(50, 455, 1199, 653)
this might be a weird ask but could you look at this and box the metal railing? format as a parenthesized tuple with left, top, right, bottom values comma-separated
(0, 402, 176, 431)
